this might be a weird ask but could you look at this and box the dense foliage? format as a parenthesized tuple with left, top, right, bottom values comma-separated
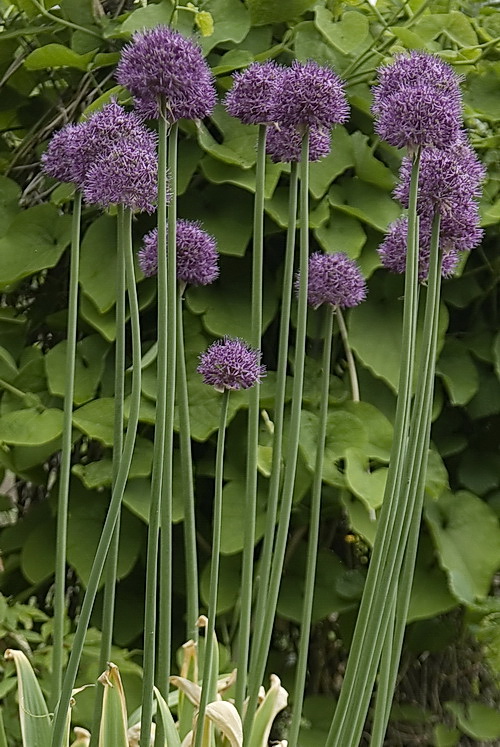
(0, 0, 499, 744)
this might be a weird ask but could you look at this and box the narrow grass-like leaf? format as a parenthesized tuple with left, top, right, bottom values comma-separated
(4, 649, 51, 747)
(153, 686, 182, 746)
(98, 663, 128, 747)
(247, 675, 288, 747)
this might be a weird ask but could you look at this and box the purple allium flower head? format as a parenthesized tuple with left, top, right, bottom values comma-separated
(116, 26, 216, 122)
(374, 85, 462, 150)
(138, 220, 219, 285)
(378, 215, 467, 281)
(42, 122, 93, 187)
(197, 337, 266, 391)
(266, 124, 331, 163)
(297, 252, 367, 309)
(224, 61, 283, 125)
(83, 140, 158, 212)
(84, 99, 158, 154)
(273, 60, 350, 129)
(372, 51, 463, 116)
(394, 140, 485, 215)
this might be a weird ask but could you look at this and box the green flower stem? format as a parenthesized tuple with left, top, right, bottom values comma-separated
(288, 305, 334, 746)
(29, 0, 102, 38)
(369, 593, 396, 747)
(235, 122, 267, 715)
(157, 119, 179, 695)
(336, 306, 359, 402)
(89, 211, 126, 747)
(325, 149, 422, 747)
(140, 111, 172, 747)
(244, 129, 310, 740)
(177, 282, 199, 642)
(369, 214, 442, 747)
(330, 212, 442, 747)
(51, 206, 141, 747)
(249, 161, 299, 677)
(50, 190, 81, 708)
(194, 389, 230, 747)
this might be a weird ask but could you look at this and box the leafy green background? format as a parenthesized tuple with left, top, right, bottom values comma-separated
(0, 0, 499, 743)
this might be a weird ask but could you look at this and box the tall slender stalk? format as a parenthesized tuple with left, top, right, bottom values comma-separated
(235, 122, 267, 714)
(51, 206, 142, 747)
(288, 305, 334, 745)
(141, 107, 171, 747)
(250, 162, 299, 670)
(51, 190, 82, 708)
(194, 390, 230, 747)
(369, 213, 442, 747)
(336, 307, 359, 402)
(157, 120, 179, 694)
(325, 149, 422, 747)
(245, 130, 310, 740)
(177, 283, 199, 642)
(90, 212, 126, 746)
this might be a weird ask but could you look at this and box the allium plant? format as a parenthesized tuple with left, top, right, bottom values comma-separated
(326, 52, 483, 747)
(266, 124, 331, 163)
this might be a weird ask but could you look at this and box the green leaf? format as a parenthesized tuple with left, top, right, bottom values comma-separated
(407, 537, 457, 622)
(196, 106, 258, 169)
(179, 185, 253, 256)
(294, 21, 342, 67)
(211, 48, 254, 75)
(67, 491, 143, 586)
(344, 448, 387, 510)
(24, 44, 94, 70)
(443, 11, 478, 46)
(0, 408, 63, 445)
(3, 649, 51, 747)
(277, 545, 356, 622)
(425, 490, 500, 604)
(21, 518, 56, 583)
(80, 295, 116, 342)
(436, 338, 479, 406)
(0, 175, 21, 234)
(200, 554, 241, 614)
(445, 702, 500, 741)
(99, 663, 128, 747)
(120, 0, 173, 34)
(247, 0, 316, 26)
(200, 156, 282, 199)
(314, 8, 370, 55)
(0, 345, 18, 383)
(432, 723, 460, 747)
(73, 397, 115, 445)
(122, 457, 185, 524)
(221, 480, 267, 554)
(458, 450, 500, 496)
(0, 205, 72, 290)
(153, 687, 182, 747)
(45, 335, 110, 405)
(79, 215, 117, 314)
(349, 289, 449, 393)
(465, 62, 500, 120)
(328, 180, 401, 232)
(350, 132, 397, 191)
(342, 401, 393, 461)
(300, 409, 367, 486)
(341, 492, 377, 546)
(186, 267, 278, 339)
(199, 0, 250, 53)
(314, 212, 366, 259)
(72, 437, 154, 489)
(309, 126, 354, 199)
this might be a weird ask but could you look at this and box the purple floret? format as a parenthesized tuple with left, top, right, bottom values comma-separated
(41, 122, 93, 187)
(85, 99, 158, 154)
(83, 140, 158, 213)
(225, 61, 284, 125)
(273, 60, 350, 129)
(197, 337, 266, 391)
(297, 252, 367, 309)
(372, 51, 463, 115)
(266, 124, 331, 163)
(138, 220, 219, 285)
(395, 140, 485, 215)
(116, 26, 216, 122)
(374, 85, 462, 150)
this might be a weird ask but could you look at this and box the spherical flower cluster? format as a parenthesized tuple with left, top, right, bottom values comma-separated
(225, 61, 284, 125)
(274, 60, 350, 129)
(197, 337, 266, 391)
(297, 252, 367, 309)
(266, 124, 331, 163)
(138, 220, 219, 285)
(41, 122, 93, 187)
(84, 99, 158, 154)
(83, 141, 158, 213)
(116, 26, 216, 122)
(394, 139, 485, 216)
(377, 215, 478, 281)
(372, 52, 463, 150)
